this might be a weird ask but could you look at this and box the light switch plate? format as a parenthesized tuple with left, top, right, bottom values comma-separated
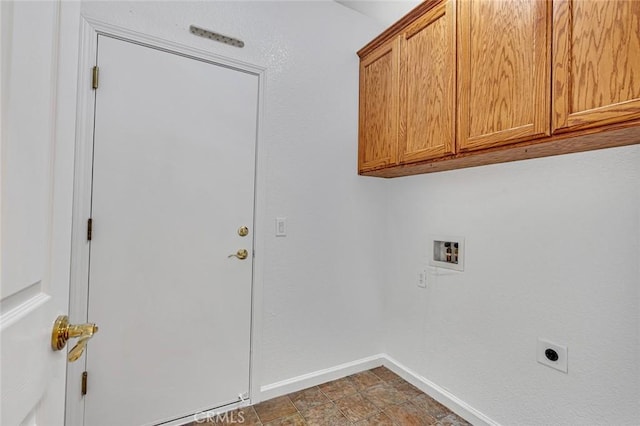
(275, 217, 287, 237)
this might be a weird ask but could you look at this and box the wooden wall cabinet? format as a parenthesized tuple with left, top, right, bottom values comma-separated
(552, 0, 640, 132)
(458, 0, 551, 151)
(358, 0, 640, 178)
(399, 1, 456, 163)
(358, 1, 455, 173)
(358, 38, 400, 172)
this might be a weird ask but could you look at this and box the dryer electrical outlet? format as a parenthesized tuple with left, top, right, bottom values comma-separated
(537, 338, 568, 373)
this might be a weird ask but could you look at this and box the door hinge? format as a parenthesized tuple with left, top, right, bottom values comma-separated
(92, 66, 99, 89)
(87, 218, 93, 241)
(81, 371, 88, 396)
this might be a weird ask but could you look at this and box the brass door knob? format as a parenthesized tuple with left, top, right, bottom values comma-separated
(51, 315, 99, 362)
(228, 249, 249, 260)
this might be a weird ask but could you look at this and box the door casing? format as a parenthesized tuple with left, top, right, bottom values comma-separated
(67, 17, 267, 426)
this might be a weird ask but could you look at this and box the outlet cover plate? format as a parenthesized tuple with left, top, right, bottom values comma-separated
(537, 338, 568, 373)
(417, 270, 426, 288)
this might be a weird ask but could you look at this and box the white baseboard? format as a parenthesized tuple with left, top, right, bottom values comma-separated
(257, 354, 385, 402)
(381, 355, 499, 426)
(257, 353, 499, 426)
(158, 400, 251, 426)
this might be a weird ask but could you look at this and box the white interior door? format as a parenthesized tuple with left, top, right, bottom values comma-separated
(84, 35, 258, 426)
(1, 1, 80, 425)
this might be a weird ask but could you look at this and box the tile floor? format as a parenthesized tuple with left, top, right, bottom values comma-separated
(184, 367, 471, 425)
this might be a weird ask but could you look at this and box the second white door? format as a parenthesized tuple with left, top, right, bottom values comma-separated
(85, 35, 258, 426)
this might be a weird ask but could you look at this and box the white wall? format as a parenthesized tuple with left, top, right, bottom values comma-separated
(336, 0, 421, 27)
(79, 1, 387, 390)
(55, 2, 640, 424)
(383, 145, 640, 425)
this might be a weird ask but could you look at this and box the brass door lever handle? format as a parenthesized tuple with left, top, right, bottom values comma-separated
(228, 249, 248, 260)
(51, 315, 99, 362)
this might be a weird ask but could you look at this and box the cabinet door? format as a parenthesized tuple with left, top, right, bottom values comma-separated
(553, 0, 640, 132)
(458, 0, 551, 151)
(359, 38, 400, 172)
(399, 0, 455, 163)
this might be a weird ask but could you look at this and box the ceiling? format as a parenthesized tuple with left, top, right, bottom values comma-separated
(335, 0, 421, 27)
